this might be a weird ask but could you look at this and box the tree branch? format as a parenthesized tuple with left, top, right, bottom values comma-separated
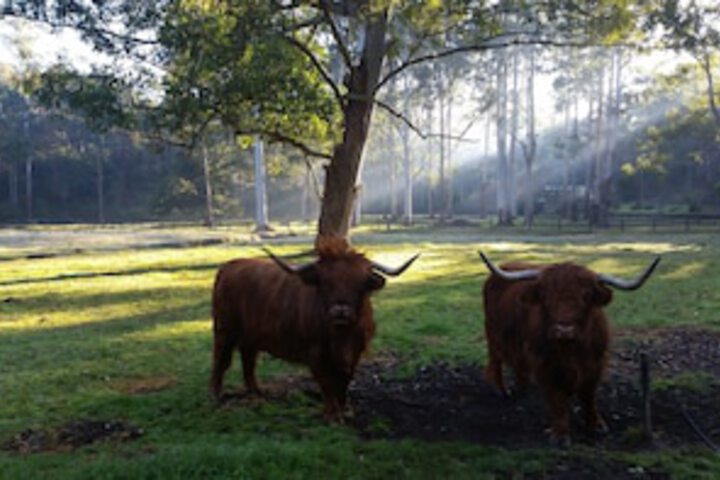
(376, 35, 604, 94)
(374, 97, 482, 144)
(235, 129, 332, 161)
(281, 35, 345, 107)
(317, 0, 353, 70)
(375, 99, 428, 139)
(303, 157, 324, 201)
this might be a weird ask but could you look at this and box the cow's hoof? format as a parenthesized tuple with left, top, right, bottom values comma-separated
(323, 413, 346, 425)
(210, 393, 226, 408)
(550, 435, 571, 449)
(547, 432, 571, 449)
(588, 420, 609, 437)
(506, 385, 528, 399)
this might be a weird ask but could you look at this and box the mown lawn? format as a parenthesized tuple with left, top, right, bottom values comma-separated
(1, 226, 719, 479)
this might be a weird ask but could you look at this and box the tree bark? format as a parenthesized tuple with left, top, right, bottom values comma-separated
(700, 49, 720, 128)
(202, 138, 216, 228)
(97, 134, 106, 224)
(508, 46, 519, 219)
(23, 114, 33, 223)
(253, 135, 269, 231)
(523, 46, 537, 229)
(495, 52, 511, 226)
(438, 77, 447, 222)
(401, 121, 413, 225)
(318, 10, 388, 238)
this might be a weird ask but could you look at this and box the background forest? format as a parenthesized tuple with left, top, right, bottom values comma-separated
(0, 2, 718, 228)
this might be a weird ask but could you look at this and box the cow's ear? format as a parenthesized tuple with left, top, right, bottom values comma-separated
(298, 265, 320, 285)
(520, 282, 541, 304)
(366, 272, 386, 291)
(592, 284, 613, 306)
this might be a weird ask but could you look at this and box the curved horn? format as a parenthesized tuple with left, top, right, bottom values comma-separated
(478, 251, 541, 281)
(597, 256, 661, 291)
(370, 253, 420, 277)
(262, 247, 315, 275)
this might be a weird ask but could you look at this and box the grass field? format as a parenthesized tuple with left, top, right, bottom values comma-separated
(1, 225, 719, 479)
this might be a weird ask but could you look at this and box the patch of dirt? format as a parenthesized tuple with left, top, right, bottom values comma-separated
(112, 375, 177, 395)
(3, 419, 143, 454)
(349, 327, 720, 452)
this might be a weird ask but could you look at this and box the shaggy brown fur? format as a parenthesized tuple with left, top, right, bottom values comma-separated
(210, 236, 385, 420)
(483, 262, 612, 446)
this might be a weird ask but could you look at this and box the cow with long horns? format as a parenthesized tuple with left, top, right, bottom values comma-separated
(210, 236, 418, 420)
(479, 252, 660, 446)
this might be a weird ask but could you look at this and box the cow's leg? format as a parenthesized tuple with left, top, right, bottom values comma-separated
(334, 371, 353, 412)
(484, 343, 508, 396)
(209, 332, 237, 402)
(240, 347, 261, 395)
(543, 387, 572, 447)
(579, 378, 608, 435)
(310, 366, 343, 422)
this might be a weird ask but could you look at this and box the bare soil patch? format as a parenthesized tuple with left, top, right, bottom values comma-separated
(349, 327, 720, 452)
(111, 375, 178, 395)
(3, 419, 143, 454)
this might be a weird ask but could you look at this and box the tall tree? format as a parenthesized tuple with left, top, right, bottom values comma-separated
(5, 0, 647, 237)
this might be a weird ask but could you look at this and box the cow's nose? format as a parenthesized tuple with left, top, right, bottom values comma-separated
(328, 304, 354, 323)
(552, 324, 576, 340)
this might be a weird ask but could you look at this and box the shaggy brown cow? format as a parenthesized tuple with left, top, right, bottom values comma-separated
(210, 236, 418, 420)
(479, 252, 660, 446)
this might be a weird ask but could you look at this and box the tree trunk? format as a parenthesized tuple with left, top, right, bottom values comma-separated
(508, 47, 519, 219)
(389, 145, 397, 218)
(9, 161, 18, 206)
(318, 10, 388, 238)
(425, 101, 434, 218)
(523, 47, 537, 229)
(96, 134, 106, 224)
(700, 49, 720, 128)
(438, 80, 447, 222)
(401, 122, 413, 225)
(202, 138, 215, 228)
(25, 158, 33, 223)
(253, 135, 269, 232)
(23, 115, 33, 223)
(495, 52, 511, 226)
(446, 87, 454, 219)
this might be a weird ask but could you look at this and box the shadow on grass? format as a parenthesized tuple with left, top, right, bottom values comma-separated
(0, 262, 221, 287)
(0, 285, 209, 318)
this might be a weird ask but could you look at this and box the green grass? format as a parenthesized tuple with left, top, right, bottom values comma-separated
(2, 226, 720, 478)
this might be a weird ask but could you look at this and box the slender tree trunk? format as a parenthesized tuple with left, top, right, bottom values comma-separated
(523, 47, 537, 229)
(480, 114, 491, 218)
(25, 157, 32, 222)
(426, 101, 434, 218)
(401, 122, 413, 225)
(495, 53, 510, 226)
(302, 166, 311, 221)
(318, 11, 388, 238)
(438, 80, 447, 222)
(700, 49, 720, 127)
(253, 136, 269, 231)
(96, 134, 106, 223)
(9, 162, 18, 205)
(447, 87, 454, 218)
(202, 138, 215, 228)
(508, 47, 519, 219)
(23, 115, 33, 223)
(389, 145, 397, 218)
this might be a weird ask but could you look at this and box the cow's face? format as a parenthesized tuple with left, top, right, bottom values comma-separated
(298, 258, 385, 326)
(523, 265, 612, 341)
